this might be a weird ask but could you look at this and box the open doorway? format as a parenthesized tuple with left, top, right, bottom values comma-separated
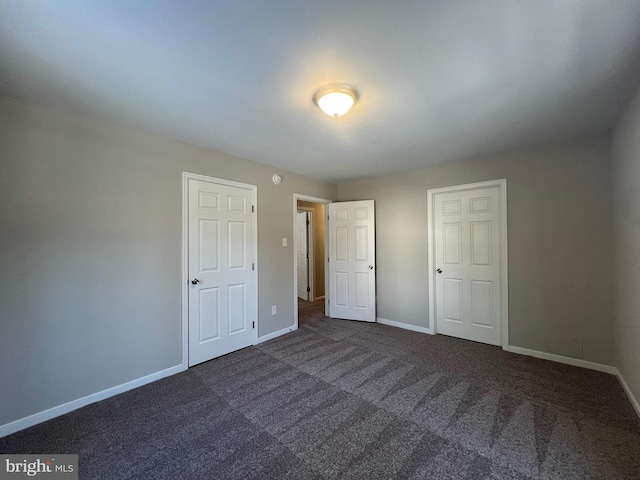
(296, 208, 313, 301)
(294, 194, 331, 329)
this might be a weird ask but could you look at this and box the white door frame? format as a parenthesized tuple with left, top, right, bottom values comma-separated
(427, 179, 509, 350)
(182, 172, 259, 369)
(293, 194, 332, 330)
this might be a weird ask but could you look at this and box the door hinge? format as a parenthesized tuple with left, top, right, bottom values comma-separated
(307, 287, 310, 292)
(252, 205, 255, 213)
(252, 321, 255, 329)
(306, 253, 309, 259)
(306, 220, 310, 225)
(252, 262, 255, 271)
(327, 257, 330, 262)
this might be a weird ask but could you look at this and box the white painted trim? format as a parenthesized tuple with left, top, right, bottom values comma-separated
(293, 194, 332, 331)
(182, 171, 258, 191)
(377, 317, 434, 335)
(0, 364, 185, 438)
(499, 181, 509, 349)
(427, 191, 435, 335)
(614, 368, 640, 419)
(182, 172, 259, 368)
(507, 345, 615, 374)
(315, 295, 326, 302)
(427, 179, 509, 350)
(257, 325, 298, 344)
(181, 173, 189, 371)
(296, 194, 333, 204)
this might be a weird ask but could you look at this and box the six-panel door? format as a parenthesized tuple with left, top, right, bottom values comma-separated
(434, 187, 501, 346)
(328, 200, 376, 322)
(188, 178, 255, 366)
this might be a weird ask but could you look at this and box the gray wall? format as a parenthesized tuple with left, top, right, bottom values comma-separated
(338, 138, 613, 365)
(0, 94, 337, 426)
(612, 86, 640, 403)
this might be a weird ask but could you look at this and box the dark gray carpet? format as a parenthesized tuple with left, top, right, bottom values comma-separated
(2, 302, 640, 479)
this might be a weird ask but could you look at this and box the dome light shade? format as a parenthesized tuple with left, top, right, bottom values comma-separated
(314, 84, 358, 117)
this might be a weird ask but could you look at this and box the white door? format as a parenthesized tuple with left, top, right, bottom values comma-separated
(188, 177, 256, 366)
(434, 185, 502, 346)
(328, 200, 376, 322)
(296, 211, 310, 300)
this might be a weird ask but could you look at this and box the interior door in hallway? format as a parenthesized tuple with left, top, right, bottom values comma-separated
(187, 176, 256, 366)
(296, 211, 310, 300)
(328, 200, 376, 322)
(433, 185, 502, 346)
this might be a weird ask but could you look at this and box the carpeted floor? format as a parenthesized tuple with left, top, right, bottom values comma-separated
(298, 297, 324, 327)
(2, 303, 640, 479)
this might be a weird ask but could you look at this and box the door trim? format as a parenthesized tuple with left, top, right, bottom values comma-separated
(182, 172, 258, 369)
(293, 194, 332, 330)
(427, 179, 509, 349)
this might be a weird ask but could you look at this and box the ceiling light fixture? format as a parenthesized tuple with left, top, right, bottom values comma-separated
(313, 84, 359, 117)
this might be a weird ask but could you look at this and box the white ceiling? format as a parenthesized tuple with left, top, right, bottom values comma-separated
(1, 1, 640, 183)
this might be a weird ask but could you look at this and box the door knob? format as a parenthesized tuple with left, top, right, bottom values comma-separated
(368, 265, 374, 270)
(436, 268, 442, 274)
(191, 278, 200, 285)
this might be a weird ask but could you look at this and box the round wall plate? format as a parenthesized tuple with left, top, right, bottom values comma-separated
(272, 174, 282, 185)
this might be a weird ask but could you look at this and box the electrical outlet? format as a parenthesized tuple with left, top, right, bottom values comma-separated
(271, 305, 277, 315)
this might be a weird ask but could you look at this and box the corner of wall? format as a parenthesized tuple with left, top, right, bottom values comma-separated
(611, 83, 640, 413)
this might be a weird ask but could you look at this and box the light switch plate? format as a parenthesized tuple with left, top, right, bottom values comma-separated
(282, 238, 287, 247)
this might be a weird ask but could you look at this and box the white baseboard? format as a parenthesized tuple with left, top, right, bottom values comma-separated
(3, 337, 634, 440)
(376, 317, 434, 335)
(614, 367, 640, 419)
(0, 363, 185, 438)
(314, 295, 325, 302)
(506, 345, 615, 374)
(257, 325, 297, 344)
